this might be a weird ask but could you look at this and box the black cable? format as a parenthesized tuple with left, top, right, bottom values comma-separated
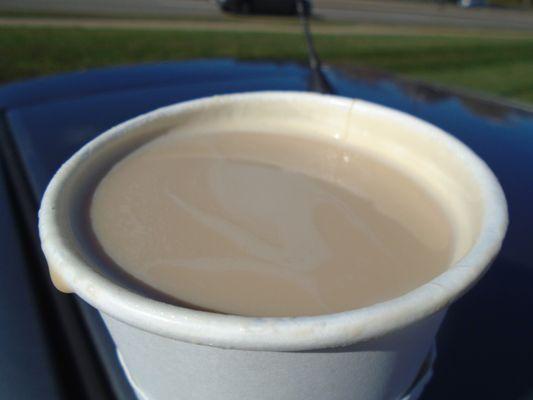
(296, 0, 334, 94)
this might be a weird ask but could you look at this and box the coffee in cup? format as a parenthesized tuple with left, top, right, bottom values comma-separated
(89, 129, 454, 317)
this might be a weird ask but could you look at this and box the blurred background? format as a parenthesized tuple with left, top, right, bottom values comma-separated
(1, 3, 533, 400)
(0, 0, 532, 105)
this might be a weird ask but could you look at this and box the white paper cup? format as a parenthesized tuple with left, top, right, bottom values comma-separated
(39, 92, 508, 400)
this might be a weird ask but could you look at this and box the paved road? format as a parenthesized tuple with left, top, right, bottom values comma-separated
(0, 0, 219, 17)
(1, 0, 532, 30)
(315, 0, 533, 30)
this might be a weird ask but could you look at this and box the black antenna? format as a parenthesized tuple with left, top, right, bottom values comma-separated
(296, 0, 333, 94)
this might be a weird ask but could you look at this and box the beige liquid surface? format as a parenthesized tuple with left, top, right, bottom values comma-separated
(89, 131, 455, 317)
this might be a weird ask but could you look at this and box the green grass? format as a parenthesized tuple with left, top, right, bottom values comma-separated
(1, 26, 533, 104)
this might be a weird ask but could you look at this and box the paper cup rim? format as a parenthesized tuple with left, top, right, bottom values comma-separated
(39, 91, 508, 351)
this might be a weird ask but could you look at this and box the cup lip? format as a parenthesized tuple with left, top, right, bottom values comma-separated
(39, 91, 508, 351)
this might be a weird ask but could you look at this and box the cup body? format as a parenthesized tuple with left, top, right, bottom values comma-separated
(39, 92, 508, 400)
(103, 311, 444, 400)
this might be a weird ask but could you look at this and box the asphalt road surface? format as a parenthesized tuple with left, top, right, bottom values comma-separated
(1, 0, 532, 30)
(0, 0, 219, 17)
(315, 0, 533, 30)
